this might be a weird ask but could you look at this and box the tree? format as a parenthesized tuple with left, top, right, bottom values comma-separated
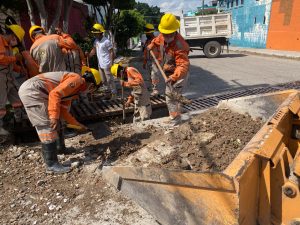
(82, 0, 135, 30)
(113, 9, 145, 50)
(25, 0, 74, 33)
(134, 2, 163, 27)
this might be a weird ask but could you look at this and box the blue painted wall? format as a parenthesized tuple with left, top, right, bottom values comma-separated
(224, 0, 272, 48)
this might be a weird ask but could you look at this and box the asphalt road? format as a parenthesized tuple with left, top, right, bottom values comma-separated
(130, 49, 300, 99)
(186, 51, 300, 98)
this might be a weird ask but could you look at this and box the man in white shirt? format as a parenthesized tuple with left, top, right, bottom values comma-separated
(86, 23, 116, 98)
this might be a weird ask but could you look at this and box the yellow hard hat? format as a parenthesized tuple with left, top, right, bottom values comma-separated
(90, 68, 101, 85)
(12, 47, 19, 55)
(144, 23, 155, 34)
(29, 25, 45, 41)
(81, 65, 91, 75)
(6, 24, 25, 42)
(158, 13, 180, 34)
(91, 23, 105, 33)
(82, 66, 101, 86)
(111, 64, 120, 77)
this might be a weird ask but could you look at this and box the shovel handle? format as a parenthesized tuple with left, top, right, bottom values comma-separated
(121, 73, 126, 123)
(149, 50, 168, 82)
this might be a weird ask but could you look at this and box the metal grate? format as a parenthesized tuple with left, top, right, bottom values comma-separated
(71, 81, 300, 121)
(183, 81, 300, 112)
(71, 95, 166, 121)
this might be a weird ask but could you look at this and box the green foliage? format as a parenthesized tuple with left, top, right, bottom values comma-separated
(114, 9, 145, 51)
(134, 2, 163, 27)
(72, 33, 98, 68)
(195, 9, 218, 15)
(115, 0, 135, 10)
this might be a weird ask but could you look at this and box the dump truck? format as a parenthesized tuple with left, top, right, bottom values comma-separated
(103, 90, 300, 225)
(179, 13, 232, 58)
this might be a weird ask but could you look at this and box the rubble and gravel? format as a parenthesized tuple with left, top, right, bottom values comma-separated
(0, 107, 264, 224)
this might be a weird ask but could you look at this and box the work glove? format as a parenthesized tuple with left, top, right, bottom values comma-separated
(15, 53, 23, 62)
(50, 118, 59, 130)
(67, 123, 89, 133)
(120, 80, 125, 86)
(125, 100, 132, 107)
(165, 77, 175, 85)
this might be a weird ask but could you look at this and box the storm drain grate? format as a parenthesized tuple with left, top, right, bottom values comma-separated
(183, 81, 300, 112)
(71, 81, 300, 121)
(71, 95, 166, 121)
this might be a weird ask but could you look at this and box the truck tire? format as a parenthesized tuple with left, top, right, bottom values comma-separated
(203, 41, 221, 58)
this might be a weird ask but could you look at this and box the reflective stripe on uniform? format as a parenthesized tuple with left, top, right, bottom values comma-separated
(37, 130, 58, 143)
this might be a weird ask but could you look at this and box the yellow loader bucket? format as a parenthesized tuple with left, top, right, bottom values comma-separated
(103, 90, 300, 225)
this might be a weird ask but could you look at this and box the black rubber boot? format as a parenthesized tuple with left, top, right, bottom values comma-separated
(56, 130, 76, 155)
(41, 141, 71, 174)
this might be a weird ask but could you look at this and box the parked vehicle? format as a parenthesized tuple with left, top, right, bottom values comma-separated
(179, 13, 232, 58)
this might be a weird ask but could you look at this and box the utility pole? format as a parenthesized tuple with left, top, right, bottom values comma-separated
(202, 0, 204, 15)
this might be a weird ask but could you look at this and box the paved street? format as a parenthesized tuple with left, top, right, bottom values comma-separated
(131, 49, 300, 99)
(186, 51, 300, 98)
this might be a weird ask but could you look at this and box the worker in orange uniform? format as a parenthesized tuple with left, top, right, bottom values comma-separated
(142, 23, 160, 96)
(55, 27, 86, 74)
(147, 13, 190, 126)
(111, 63, 152, 123)
(18, 69, 101, 174)
(29, 25, 79, 73)
(0, 23, 25, 139)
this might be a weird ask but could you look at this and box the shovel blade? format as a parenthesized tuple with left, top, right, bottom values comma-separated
(87, 122, 111, 140)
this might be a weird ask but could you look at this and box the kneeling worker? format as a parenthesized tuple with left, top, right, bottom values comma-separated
(111, 64, 152, 122)
(18, 69, 101, 174)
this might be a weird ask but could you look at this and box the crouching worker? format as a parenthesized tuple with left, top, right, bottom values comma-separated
(111, 64, 152, 122)
(18, 70, 101, 174)
(0, 23, 25, 140)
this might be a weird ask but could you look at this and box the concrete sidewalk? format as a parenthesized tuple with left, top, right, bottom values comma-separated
(229, 46, 300, 60)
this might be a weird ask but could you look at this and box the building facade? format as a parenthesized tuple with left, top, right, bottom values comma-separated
(223, 0, 300, 51)
(223, 0, 272, 48)
(266, 0, 300, 51)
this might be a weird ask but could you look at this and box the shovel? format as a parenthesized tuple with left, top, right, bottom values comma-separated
(149, 50, 192, 105)
(67, 122, 111, 140)
(121, 73, 126, 124)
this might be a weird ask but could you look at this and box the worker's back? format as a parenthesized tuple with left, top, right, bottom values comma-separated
(30, 34, 66, 73)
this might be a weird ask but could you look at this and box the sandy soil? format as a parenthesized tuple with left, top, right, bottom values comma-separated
(0, 107, 263, 225)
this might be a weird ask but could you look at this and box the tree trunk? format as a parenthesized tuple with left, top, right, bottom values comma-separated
(62, 0, 73, 33)
(106, 0, 114, 29)
(95, 7, 104, 25)
(48, 0, 62, 34)
(25, 0, 36, 26)
(34, 0, 48, 30)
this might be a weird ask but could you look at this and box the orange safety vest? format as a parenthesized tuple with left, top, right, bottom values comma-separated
(147, 33, 190, 81)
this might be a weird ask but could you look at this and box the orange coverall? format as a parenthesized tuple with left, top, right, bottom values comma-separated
(0, 35, 23, 125)
(30, 34, 79, 73)
(60, 33, 86, 74)
(123, 67, 152, 122)
(147, 33, 190, 119)
(18, 71, 86, 143)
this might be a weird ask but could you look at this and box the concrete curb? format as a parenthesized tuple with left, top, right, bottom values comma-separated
(229, 48, 300, 61)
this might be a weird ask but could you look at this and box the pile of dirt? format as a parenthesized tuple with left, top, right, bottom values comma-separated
(147, 108, 264, 172)
(0, 107, 264, 224)
(0, 125, 158, 225)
